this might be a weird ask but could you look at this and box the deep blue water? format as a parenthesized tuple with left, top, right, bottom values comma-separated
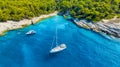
(0, 16, 120, 67)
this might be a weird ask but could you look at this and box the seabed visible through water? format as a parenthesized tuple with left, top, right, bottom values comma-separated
(0, 16, 120, 67)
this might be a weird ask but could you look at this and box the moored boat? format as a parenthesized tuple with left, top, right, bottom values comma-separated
(26, 30, 36, 35)
(50, 24, 67, 53)
(50, 44, 67, 53)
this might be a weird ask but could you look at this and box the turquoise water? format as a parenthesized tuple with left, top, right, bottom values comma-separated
(0, 16, 120, 67)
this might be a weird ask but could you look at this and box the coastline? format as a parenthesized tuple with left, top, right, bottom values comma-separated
(73, 17, 120, 38)
(0, 11, 58, 36)
(1, 11, 120, 38)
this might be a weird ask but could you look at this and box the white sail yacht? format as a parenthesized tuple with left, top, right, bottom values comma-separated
(50, 25, 67, 53)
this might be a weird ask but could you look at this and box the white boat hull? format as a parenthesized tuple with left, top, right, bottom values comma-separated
(50, 44, 67, 53)
(26, 30, 36, 35)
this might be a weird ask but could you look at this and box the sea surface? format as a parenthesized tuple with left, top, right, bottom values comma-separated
(0, 16, 120, 67)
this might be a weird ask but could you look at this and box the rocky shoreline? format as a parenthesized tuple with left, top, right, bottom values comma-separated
(0, 11, 58, 36)
(73, 18, 120, 38)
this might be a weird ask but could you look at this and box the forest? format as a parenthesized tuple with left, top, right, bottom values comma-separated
(0, 0, 120, 22)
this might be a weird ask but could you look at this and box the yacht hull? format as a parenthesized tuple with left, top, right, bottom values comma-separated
(50, 44, 67, 53)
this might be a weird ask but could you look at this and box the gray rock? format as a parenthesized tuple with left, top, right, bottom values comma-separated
(73, 19, 120, 38)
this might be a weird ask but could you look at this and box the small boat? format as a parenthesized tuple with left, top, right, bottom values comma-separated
(49, 24, 67, 53)
(26, 30, 36, 35)
(50, 44, 67, 53)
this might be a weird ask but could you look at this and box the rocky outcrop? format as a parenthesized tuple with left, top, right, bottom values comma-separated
(0, 11, 58, 36)
(73, 18, 120, 38)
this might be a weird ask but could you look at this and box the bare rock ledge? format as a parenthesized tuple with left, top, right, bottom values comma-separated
(73, 18, 120, 38)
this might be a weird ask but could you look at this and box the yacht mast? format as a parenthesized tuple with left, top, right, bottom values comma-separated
(56, 25, 58, 46)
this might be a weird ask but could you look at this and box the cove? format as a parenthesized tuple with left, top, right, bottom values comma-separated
(0, 16, 120, 67)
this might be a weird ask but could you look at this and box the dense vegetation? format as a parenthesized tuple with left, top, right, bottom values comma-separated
(58, 0, 120, 21)
(0, 0, 120, 22)
(0, 0, 56, 21)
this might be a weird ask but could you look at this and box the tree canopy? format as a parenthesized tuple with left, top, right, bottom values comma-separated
(0, 0, 120, 22)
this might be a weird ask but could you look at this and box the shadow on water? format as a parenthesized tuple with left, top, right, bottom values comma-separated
(43, 51, 63, 62)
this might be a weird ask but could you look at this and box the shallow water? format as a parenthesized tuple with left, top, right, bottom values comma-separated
(0, 16, 120, 67)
